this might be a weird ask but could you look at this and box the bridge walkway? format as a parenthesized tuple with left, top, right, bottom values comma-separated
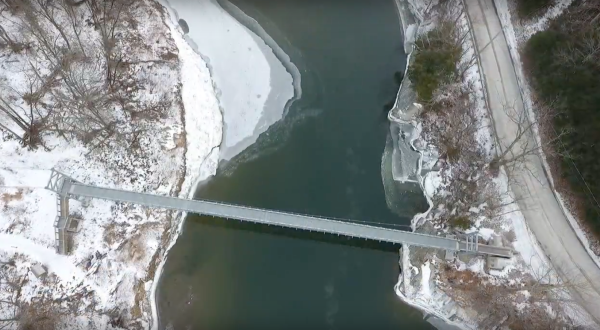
(46, 170, 513, 258)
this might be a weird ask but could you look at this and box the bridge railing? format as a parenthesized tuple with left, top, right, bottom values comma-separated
(46, 169, 415, 234)
(45, 169, 512, 257)
(69, 181, 464, 244)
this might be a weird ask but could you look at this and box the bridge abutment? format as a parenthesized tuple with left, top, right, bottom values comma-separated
(46, 169, 82, 254)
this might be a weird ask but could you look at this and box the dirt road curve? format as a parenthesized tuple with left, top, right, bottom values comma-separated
(465, 0, 600, 326)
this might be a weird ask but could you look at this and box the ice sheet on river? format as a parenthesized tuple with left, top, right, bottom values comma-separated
(387, 62, 422, 183)
(387, 0, 431, 184)
(162, 0, 297, 160)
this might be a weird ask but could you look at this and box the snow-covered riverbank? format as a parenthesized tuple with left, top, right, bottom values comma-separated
(388, 0, 595, 328)
(160, 0, 295, 161)
(149, 2, 223, 328)
(386, 2, 462, 327)
(388, 0, 540, 328)
(150, 0, 298, 328)
(0, 0, 222, 328)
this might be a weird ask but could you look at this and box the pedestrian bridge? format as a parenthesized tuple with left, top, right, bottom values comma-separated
(45, 169, 513, 258)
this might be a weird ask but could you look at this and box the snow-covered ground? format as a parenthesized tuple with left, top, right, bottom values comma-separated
(388, 0, 594, 328)
(160, 0, 294, 161)
(149, 3, 224, 328)
(0, 0, 296, 327)
(0, 0, 222, 328)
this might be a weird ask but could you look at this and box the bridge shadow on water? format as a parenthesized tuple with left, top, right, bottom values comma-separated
(187, 214, 402, 253)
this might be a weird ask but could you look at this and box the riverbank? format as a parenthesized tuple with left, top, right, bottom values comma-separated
(158, 0, 294, 162)
(389, 0, 595, 328)
(153, 0, 438, 328)
(149, 0, 301, 327)
(0, 0, 222, 328)
(389, 1, 468, 327)
(149, 2, 224, 328)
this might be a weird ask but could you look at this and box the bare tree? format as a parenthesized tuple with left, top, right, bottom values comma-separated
(15, 0, 90, 63)
(559, 1, 600, 34)
(0, 6, 15, 46)
(0, 95, 41, 147)
(31, 0, 72, 50)
(0, 58, 59, 147)
(0, 0, 168, 151)
(0, 263, 79, 330)
(19, 0, 65, 67)
(443, 261, 588, 330)
(0, 23, 13, 46)
(58, 0, 87, 56)
(488, 100, 570, 174)
(87, 0, 132, 87)
(422, 82, 486, 163)
(0, 3, 29, 52)
(17, 295, 62, 330)
(429, 160, 499, 229)
(0, 263, 21, 330)
(50, 53, 118, 145)
(554, 31, 600, 70)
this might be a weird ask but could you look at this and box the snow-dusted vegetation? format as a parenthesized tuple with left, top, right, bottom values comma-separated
(392, 0, 594, 328)
(0, 0, 221, 328)
(496, 0, 600, 263)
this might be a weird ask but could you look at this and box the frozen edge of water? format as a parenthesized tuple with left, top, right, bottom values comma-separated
(218, 0, 302, 118)
(162, 0, 294, 162)
(217, 0, 298, 160)
(149, 0, 300, 327)
(388, 1, 467, 329)
(387, 0, 429, 218)
(150, 1, 224, 329)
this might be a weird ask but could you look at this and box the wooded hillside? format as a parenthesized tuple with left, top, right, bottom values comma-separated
(523, 1, 600, 234)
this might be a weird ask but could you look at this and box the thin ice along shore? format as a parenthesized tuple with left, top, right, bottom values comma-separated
(386, 0, 436, 229)
(386, 0, 465, 329)
(160, 0, 296, 161)
(149, 1, 225, 329)
(151, 0, 298, 328)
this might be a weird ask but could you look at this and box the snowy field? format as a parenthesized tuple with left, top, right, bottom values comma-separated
(0, 0, 222, 328)
(161, 0, 294, 161)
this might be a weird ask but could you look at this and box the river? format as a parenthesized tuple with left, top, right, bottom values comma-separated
(156, 0, 437, 329)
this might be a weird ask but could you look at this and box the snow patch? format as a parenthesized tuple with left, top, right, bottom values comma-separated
(420, 261, 432, 300)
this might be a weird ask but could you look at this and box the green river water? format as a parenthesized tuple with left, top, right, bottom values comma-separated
(157, 0, 438, 329)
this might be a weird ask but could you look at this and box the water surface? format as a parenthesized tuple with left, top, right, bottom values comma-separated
(158, 0, 434, 329)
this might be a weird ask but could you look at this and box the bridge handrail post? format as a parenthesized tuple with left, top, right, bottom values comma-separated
(464, 231, 479, 254)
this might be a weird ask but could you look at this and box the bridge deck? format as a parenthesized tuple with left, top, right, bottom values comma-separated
(65, 182, 513, 257)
